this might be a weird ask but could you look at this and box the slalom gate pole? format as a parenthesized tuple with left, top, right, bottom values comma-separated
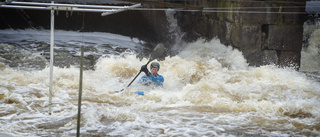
(48, 1, 54, 115)
(77, 46, 84, 137)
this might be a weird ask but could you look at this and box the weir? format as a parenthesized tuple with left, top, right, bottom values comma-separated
(0, 0, 311, 69)
(168, 0, 307, 69)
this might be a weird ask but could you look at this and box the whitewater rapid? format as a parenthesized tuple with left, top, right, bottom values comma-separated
(1, 37, 320, 136)
(0, 29, 147, 70)
(301, 27, 320, 72)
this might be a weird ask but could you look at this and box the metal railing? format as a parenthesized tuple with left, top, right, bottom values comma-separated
(0, 1, 141, 15)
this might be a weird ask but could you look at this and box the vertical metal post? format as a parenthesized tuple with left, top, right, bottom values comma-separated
(77, 46, 84, 137)
(49, 1, 54, 115)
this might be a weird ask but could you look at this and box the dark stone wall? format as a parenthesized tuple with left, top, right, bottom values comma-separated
(174, 0, 307, 69)
(0, 0, 307, 68)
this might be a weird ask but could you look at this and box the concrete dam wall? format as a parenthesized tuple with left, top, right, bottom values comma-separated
(0, 0, 308, 69)
(169, 0, 306, 69)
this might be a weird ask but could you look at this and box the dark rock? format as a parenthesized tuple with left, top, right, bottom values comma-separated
(267, 25, 303, 52)
(278, 51, 301, 69)
(242, 49, 263, 66)
(263, 50, 279, 65)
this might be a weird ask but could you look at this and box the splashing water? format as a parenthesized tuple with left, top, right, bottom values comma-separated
(0, 38, 320, 136)
(301, 28, 320, 72)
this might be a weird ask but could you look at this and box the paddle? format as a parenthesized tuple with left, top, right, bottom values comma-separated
(115, 43, 165, 92)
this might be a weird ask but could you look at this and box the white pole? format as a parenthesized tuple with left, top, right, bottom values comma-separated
(76, 46, 84, 137)
(49, 1, 54, 115)
(0, 2, 143, 14)
(101, 3, 141, 16)
(10, 1, 126, 9)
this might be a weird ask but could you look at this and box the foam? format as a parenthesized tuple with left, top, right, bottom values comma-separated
(0, 38, 319, 136)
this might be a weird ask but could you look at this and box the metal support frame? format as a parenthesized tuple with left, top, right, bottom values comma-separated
(0, 1, 141, 15)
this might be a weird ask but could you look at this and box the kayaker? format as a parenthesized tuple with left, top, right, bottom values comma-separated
(139, 62, 164, 87)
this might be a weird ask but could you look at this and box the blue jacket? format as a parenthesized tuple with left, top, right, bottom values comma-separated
(138, 74, 164, 87)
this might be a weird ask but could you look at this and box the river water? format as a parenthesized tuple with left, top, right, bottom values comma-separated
(1, 12, 320, 137)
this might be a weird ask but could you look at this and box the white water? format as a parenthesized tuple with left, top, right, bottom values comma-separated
(0, 29, 147, 70)
(1, 38, 320, 136)
(1, 8, 320, 136)
(301, 27, 320, 72)
(0, 29, 145, 50)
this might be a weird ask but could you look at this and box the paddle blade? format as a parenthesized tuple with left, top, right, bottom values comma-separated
(150, 43, 165, 60)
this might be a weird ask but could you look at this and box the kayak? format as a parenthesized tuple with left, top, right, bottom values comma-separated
(114, 90, 147, 96)
(134, 90, 147, 96)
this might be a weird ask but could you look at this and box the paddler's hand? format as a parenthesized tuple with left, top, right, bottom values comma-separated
(140, 65, 150, 76)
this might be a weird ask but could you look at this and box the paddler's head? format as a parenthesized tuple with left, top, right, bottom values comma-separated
(150, 62, 160, 76)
